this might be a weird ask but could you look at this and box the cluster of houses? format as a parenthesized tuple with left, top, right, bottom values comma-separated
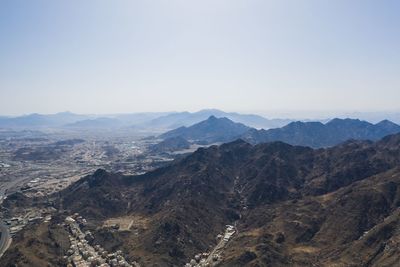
(64, 214, 139, 267)
(184, 252, 213, 267)
(184, 225, 236, 267)
(3, 208, 52, 235)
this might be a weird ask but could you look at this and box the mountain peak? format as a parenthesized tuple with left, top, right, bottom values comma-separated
(376, 119, 399, 127)
(326, 118, 369, 126)
(207, 115, 218, 120)
(160, 116, 250, 144)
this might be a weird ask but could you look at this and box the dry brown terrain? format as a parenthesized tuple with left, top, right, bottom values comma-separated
(2, 134, 400, 266)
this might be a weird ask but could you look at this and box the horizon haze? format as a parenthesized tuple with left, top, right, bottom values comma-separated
(1, 0, 399, 115)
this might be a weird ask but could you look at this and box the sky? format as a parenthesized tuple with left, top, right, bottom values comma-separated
(0, 0, 399, 116)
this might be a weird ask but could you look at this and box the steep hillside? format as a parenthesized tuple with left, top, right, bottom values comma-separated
(3, 134, 400, 266)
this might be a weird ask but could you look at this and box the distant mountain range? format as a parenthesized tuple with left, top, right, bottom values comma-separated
(64, 117, 125, 129)
(0, 112, 167, 130)
(335, 111, 400, 124)
(0, 112, 89, 128)
(158, 117, 400, 149)
(3, 111, 400, 148)
(242, 118, 400, 147)
(0, 109, 290, 131)
(140, 109, 291, 129)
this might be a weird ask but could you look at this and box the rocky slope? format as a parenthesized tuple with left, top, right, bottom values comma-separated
(2, 134, 400, 266)
(148, 137, 191, 154)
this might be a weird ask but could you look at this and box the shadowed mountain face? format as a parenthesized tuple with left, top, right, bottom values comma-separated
(160, 116, 251, 144)
(5, 134, 400, 266)
(148, 136, 191, 154)
(241, 118, 400, 148)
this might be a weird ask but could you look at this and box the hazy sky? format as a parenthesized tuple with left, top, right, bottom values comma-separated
(0, 0, 399, 116)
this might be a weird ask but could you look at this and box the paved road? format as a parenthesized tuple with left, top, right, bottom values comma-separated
(0, 223, 11, 259)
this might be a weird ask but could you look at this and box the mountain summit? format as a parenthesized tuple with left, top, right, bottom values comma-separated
(159, 116, 251, 144)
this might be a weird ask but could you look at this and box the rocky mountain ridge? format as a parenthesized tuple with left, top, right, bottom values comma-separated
(3, 134, 400, 266)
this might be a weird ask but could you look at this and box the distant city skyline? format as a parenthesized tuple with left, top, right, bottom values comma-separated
(1, 1, 399, 116)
